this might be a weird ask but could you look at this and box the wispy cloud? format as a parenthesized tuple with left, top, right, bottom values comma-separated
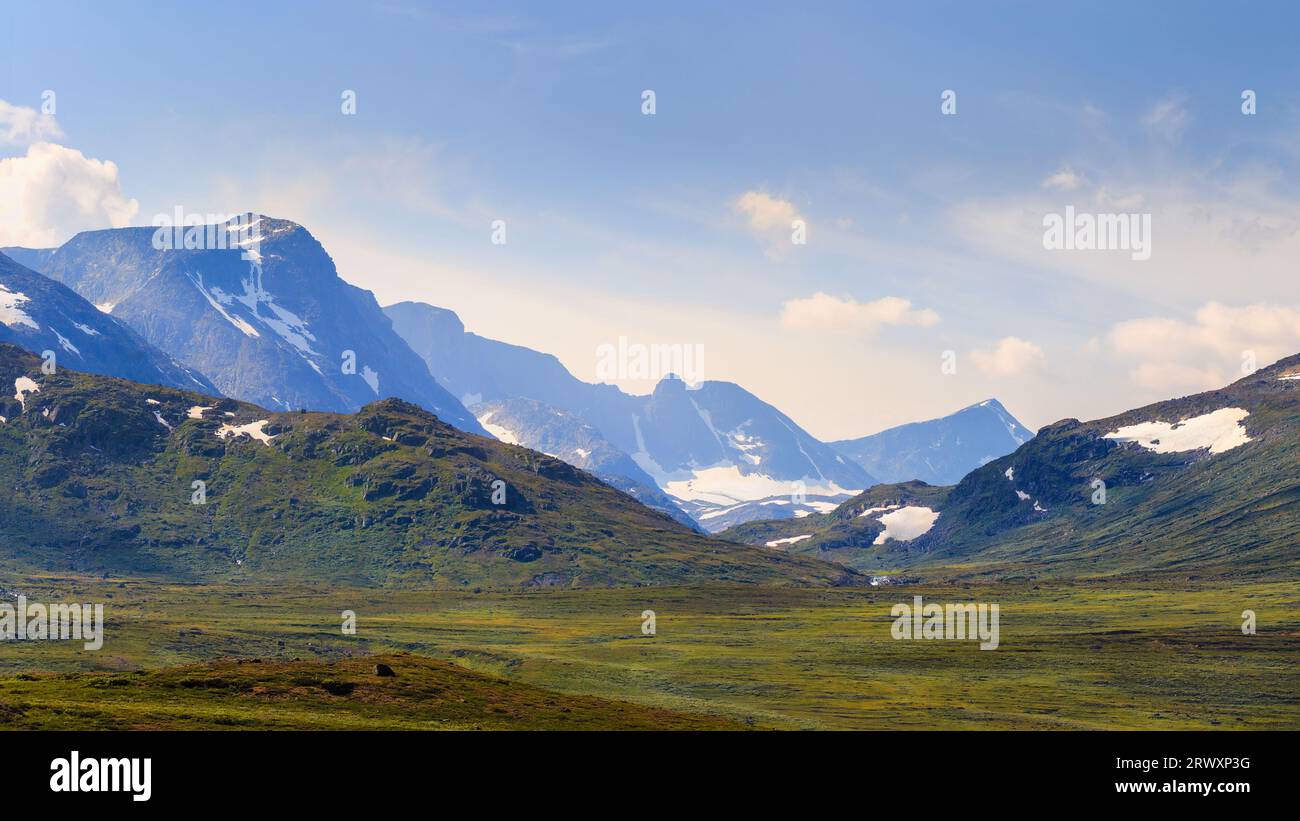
(780, 292, 940, 334)
(1143, 93, 1191, 144)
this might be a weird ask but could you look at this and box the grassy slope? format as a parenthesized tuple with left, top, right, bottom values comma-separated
(0, 344, 853, 589)
(0, 653, 742, 730)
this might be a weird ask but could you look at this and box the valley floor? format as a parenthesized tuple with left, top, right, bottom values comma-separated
(1, 576, 1296, 730)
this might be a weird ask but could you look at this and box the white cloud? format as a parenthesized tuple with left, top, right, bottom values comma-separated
(1143, 94, 1190, 144)
(0, 142, 139, 247)
(0, 99, 63, 146)
(733, 190, 805, 256)
(1042, 168, 1086, 191)
(971, 336, 1046, 376)
(779, 292, 940, 334)
(1106, 302, 1300, 391)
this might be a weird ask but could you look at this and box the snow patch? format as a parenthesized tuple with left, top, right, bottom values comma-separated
(872, 506, 940, 545)
(73, 322, 101, 336)
(765, 534, 813, 548)
(0, 284, 39, 330)
(1104, 407, 1252, 455)
(662, 464, 858, 506)
(476, 411, 520, 445)
(50, 327, 81, 357)
(215, 419, 276, 445)
(152, 410, 173, 431)
(187, 405, 213, 419)
(360, 366, 380, 395)
(188, 272, 260, 338)
(13, 377, 39, 411)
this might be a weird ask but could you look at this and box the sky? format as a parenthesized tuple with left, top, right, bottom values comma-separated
(4, 1, 1300, 440)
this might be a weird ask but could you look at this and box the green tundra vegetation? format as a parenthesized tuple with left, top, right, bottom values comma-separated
(1, 575, 1296, 730)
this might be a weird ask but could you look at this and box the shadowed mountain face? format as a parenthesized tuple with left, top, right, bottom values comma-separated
(386, 300, 874, 528)
(8, 218, 484, 435)
(0, 252, 216, 394)
(471, 396, 702, 531)
(0, 343, 857, 589)
(724, 354, 1300, 581)
(830, 398, 1034, 486)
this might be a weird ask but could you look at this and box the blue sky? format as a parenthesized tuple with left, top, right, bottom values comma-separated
(4, 1, 1300, 438)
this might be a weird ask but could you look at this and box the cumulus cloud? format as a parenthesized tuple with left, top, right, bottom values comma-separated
(1106, 302, 1300, 391)
(733, 190, 805, 256)
(0, 99, 63, 146)
(0, 142, 139, 247)
(779, 292, 940, 334)
(971, 336, 1046, 376)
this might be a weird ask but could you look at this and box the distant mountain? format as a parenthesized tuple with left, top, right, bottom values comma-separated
(830, 398, 1033, 485)
(387, 301, 875, 530)
(11, 218, 484, 435)
(725, 355, 1300, 581)
(472, 397, 701, 530)
(0, 343, 855, 588)
(719, 481, 949, 572)
(1, 252, 216, 394)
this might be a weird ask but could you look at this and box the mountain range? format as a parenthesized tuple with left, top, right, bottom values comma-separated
(5, 217, 485, 435)
(0, 342, 854, 588)
(4, 214, 1058, 579)
(722, 354, 1300, 581)
(386, 299, 1032, 531)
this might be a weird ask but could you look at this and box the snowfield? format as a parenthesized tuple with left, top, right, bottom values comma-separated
(215, 420, 276, 445)
(476, 411, 520, 445)
(871, 506, 940, 545)
(13, 376, 40, 411)
(0, 285, 39, 330)
(764, 534, 812, 548)
(1104, 407, 1252, 455)
(661, 464, 858, 505)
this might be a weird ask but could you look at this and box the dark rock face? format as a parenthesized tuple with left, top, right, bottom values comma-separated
(0, 251, 216, 393)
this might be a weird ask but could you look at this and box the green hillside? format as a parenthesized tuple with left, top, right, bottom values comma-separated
(0, 344, 856, 589)
(0, 652, 744, 730)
